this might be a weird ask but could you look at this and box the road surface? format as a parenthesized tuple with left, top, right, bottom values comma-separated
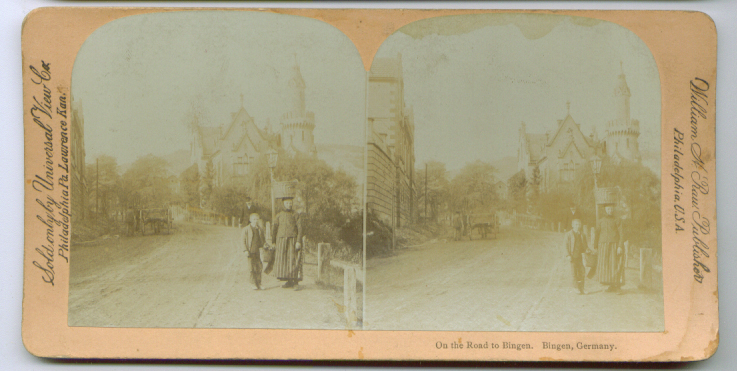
(365, 227, 664, 332)
(69, 222, 348, 329)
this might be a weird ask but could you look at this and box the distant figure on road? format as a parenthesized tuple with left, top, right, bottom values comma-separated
(594, 204, 625, 293)
(563, 219, 589, 295)
(243, 213, 265, 290)
(241, 197, 265, 228)
(125, 209, 138, 236)
(272, 198, 303, 290)
(562, 202, 583, 232)
(453, 211, 463, 241)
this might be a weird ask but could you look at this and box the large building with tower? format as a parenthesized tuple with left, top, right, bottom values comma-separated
(366, 53, 416, 227)
(517, 66, 641, 192)
(189, 58, 317, 187)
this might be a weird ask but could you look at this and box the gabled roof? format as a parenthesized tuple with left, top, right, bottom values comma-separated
(559, 138, 585, 159)
(222, 106, 253, 139)
(234, 117, 270, 154)
(548, 114, 577, 146)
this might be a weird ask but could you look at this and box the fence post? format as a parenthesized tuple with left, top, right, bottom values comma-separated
(344, 267, 357, 326)
(317, 243, 329, 283)
(640, 247, 653, 290)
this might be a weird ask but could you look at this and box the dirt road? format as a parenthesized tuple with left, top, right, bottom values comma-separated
(365, 227, 664, 332)
(69, 222, 347, 329)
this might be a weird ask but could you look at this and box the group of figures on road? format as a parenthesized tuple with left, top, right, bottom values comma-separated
(452, 211, 499, 241)
(125, 207, 172, 236)
(563, 203, 625, 295)
(241, 197, 304, 291)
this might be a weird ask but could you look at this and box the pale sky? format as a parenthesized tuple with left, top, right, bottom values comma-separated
(374, 14, 661, 173)
(73, 12, 661, 174)
(72, 11, 365, 166)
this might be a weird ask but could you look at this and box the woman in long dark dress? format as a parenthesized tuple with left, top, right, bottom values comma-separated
(271, 198, 303, 289)
(594, 204, 625, 292)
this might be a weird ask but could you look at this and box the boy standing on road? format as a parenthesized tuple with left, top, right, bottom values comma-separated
(563, 218, 589, 295)
(243, 213, 265, 290)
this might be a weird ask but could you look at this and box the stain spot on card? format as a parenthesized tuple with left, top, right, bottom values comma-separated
(397, 14, 600, 41)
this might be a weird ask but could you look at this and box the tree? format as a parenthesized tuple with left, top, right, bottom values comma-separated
(219, 150, 360, 255)
(526, 165, 542, 214)
(199, 159, 215, 208)
(574, 158, 661, 253)
(180, 163, 200, 206)
(449, 160, 499, 213)
(85, 154, 121, 218)
(120, 154, 172, 209)
(211, 185, 250, 219)
(415, 160, 449, 222)
(508, 170, 527, 213)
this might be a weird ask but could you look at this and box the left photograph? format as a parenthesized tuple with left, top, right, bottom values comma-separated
(68, 11, 366, 329)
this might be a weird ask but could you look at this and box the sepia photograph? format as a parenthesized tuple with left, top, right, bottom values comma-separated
(364, 13, 664, 332)
(67, 11, 367, 329)
(19, 7, 718, 361)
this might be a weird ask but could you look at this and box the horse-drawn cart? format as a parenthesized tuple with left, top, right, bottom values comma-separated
(468, 212, 499, 240)
(139, 208, 172, 235)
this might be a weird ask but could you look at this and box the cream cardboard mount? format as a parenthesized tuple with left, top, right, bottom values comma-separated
(21, 8, 717, 361)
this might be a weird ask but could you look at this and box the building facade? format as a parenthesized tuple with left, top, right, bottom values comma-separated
(517, 68, 641, 192)
(367, 53, 415, 227)
(189, 59, 316, 187)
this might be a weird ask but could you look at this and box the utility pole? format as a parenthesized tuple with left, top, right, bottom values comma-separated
(96, 157, 99, 215)
(424, 163, 428, 222)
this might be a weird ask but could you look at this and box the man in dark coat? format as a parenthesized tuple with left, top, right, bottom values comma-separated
(563, 219, 589, 294)
(241, 197, 265, 228)
(594, 204, 625, 292)
(242, 213, 265, 290)
(562, 203, 583, 232)
(272, 198, 303, 289)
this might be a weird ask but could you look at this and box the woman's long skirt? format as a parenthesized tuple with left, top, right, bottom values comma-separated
(596, 242, 625, 286)
(273, 237, 302, 281)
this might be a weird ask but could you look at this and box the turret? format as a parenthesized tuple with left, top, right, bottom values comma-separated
(605, 62, 641, 162)
(280, 55, 316, 155)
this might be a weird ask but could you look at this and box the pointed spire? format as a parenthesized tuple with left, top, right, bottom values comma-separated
(288, 53, 305, 90)
(566, 101, 571, 115)
(240, 93, 244, 107)
(620, 60, 624, 74)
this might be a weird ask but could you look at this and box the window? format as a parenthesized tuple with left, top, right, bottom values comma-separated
(233, 156, 248, 176)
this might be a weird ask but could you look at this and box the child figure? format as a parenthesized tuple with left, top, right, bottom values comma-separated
(243, 213, 265, 290)
(563, 218, 589, 295)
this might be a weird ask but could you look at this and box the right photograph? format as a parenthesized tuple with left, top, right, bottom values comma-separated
(364, 13, 663, 332)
